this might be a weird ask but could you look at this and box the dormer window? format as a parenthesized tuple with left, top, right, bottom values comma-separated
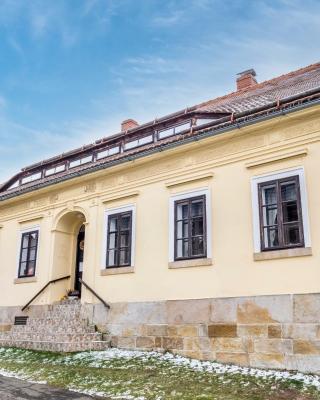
(69, 155, 92, 169)
(45, 164, 66, 177)
(96, 145, 120, 160)
(124, 134, 153, 150)
(158, 121, 191, 139)
(21, 172, 42, 185)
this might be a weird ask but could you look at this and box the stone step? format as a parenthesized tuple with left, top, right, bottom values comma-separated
(11, 324, 96, 334)
(25, 317, 89, 328)
(0, 339, 110, 352)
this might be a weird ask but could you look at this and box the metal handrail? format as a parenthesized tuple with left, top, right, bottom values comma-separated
(21, 275, 71, 312)
(79, 278, 110, 309)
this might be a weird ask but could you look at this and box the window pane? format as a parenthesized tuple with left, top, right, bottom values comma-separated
(191, 200, 203, 217)
(264, 227, 279, 248)
(262, 185, 277, 205)
(109, 217, 117, 232)
(19, 262, 27, 277)
(120, 232, 130, 247)
(281, 182, 297, 201)
(27, 261, 36, 276)
(177, 221, 188, 239)
(176, 239, 188, 258)
(30, 233, 38, 247)
(119, 249, 130, 265)
(107, 250, 116, 267)
(192, 217, 204, 236)
(263, 206, 278, 226)
(176, 203, 188, 220)
(22, 235, 29, 248)
(191, 237, 204, 256)
(283, 225, 301, 246)
(29, 248, 36, 261)
(21, 249, 28, 262)
(108, 233, 117, 249)
(121, 215, 131, 230)
(282, 201, 298, 222)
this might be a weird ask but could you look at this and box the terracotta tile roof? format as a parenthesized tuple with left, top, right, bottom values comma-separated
(196, 62, 320, 114)
(1, 62, 320, 200)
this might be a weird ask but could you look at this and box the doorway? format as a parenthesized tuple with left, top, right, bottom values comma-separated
(75, 224, 85, 297)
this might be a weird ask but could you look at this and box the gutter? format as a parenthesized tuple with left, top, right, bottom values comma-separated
(1, 94, 320, 202)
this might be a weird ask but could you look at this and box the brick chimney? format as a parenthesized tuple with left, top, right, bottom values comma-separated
(236, 69, 257, 91)
(121, 119, 139, 132)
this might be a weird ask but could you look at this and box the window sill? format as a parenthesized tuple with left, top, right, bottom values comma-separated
(100, 266, 134, 276)
(254, 247, 312, 261)
(14, 276, 37, 284)
(169, 258, 212, 269)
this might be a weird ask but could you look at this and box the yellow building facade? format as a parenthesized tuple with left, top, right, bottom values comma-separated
(1, 64, 320, 372)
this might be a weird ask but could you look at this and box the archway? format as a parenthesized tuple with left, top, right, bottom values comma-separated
(51, 209, 87, 301)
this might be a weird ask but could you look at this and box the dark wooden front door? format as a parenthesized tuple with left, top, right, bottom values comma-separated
(75, 225, 85, 296)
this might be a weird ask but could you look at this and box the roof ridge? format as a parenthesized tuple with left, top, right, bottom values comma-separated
(195, 61, 320, 110)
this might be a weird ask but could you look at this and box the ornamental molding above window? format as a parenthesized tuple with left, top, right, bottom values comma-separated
(251, 167, 311, 254)
(245, 148, 308, 169)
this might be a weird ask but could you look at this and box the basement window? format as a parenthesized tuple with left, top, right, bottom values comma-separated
(124, 134, 153, 150)
(96, 145, 120, 160)
(21, 172, 42, 185)
(158, 121, 191, 139)
(45, 164, 66, 177)
(69, 155, 93, 169)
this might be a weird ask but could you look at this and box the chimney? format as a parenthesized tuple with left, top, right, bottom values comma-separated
(121, 119, 139, 132)
(236, 69, 257, 91)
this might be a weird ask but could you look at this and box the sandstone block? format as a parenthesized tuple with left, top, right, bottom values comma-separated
(167, 299, 211, 324)
(216, 352, 249, 366)
(294, 294, 320, 323)
(268, 325, 282, 338)
(117, 337, 136, 349)
(0, 325, 11, 332)
(285, 355, 320, 374)
(282, 323, 318, 340)
(293, 340, 320, 355)
(211, 338, 251, 353)
(163, 337, 184, 350)
(237, 295, 292, 324)
(168, 325, 198, 337)
(238, 324, 268, 337)
(208, 324, 237, 338)
(249, 353, 285, 369)
(211, 298, 237, 323)
(155, 337, 162, 348)
(136, 336, 155, 349)
(198, 324, 208, 337)
(143, 324, 168, 337)
(254, 339, 292, 354)
(184, 337, 210, 352)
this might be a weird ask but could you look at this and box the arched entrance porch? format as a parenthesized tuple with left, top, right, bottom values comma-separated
(50, 209, 88, 302)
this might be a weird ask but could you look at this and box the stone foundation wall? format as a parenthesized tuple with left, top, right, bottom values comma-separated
(1, 293, 320, 374)
(91, 293, 320, 374)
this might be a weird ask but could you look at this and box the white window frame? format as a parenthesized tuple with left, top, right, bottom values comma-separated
(102, 205, 136, 269)
(251, 167, 311, 253)
(16, 225, 40, 278)
(168, 188, 212, 262)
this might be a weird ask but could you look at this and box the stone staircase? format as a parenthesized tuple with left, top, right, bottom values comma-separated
(0, 300, 110, 352)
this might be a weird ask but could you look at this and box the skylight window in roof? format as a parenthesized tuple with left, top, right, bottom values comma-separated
(69, 155, 93, 169)
(96, 145, 120, 160)
(158, 121, 191, 139)
(124, 134, 153, 150)
(7, 180, 19, 190)
(21, 172, 42, 185)
(45, 164, 66, 177)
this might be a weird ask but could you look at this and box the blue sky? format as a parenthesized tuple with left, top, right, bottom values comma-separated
(0, 0, 319, 183)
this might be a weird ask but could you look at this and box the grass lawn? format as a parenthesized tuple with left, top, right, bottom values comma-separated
(0, 347, 320, 400)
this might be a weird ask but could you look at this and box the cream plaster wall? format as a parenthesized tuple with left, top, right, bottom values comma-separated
(1, 106, 320, 307)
